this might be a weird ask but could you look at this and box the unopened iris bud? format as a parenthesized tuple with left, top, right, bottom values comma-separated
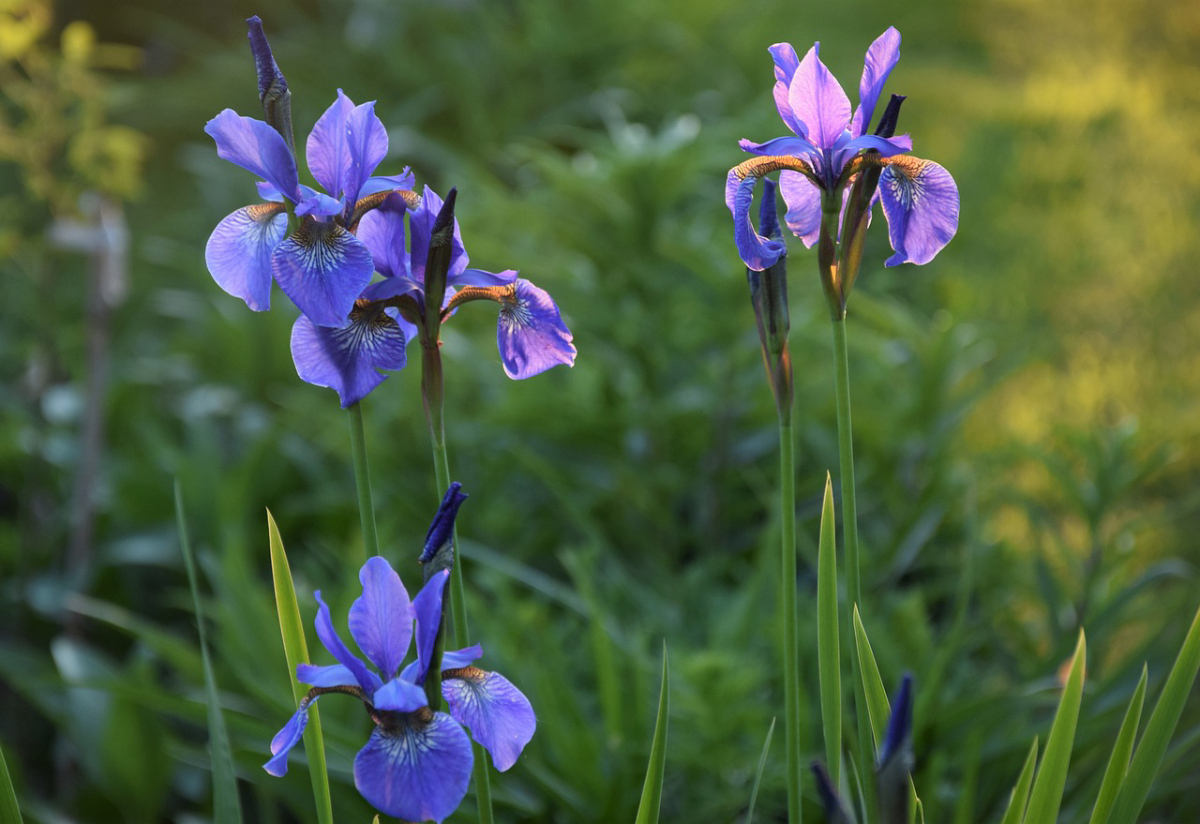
(246, 16, 294, 155)
(876, 672, 915, 824)
(421, 187, 458, 343)
(811, 761, 853, 824)
(873, 94, 906, 139)
(746, 179, 793, 417)
(420, 481, 468, 580)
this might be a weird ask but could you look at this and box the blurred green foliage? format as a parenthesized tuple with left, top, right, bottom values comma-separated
(1, 0, 1198, 821)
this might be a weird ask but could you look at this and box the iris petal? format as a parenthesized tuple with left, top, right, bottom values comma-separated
(356, 192, 411, 280)
(205, 109, 300, 202)
(372, 678, 428, 712)
(341, 100, 389, 208)
(204, 203, 287, 311)
(271, 219, 375, 327)
(737, 135, 819, 160)
(313, 590, 382, 695)
(296, 663, 359, 687)
(455, 267, 518, 288)
(291, 305, 408, 408)
(359, 168, 416, 198)
(768, 42, 806, 136)
(790, 43, 852, 150)
(353, 713, 473, 823)
(412, 570, 449, 686)
(348, 557, 413, 680)
(496, 279, 577, 379)
(305, 91, 355, 202)
(727, 171, 786, 270)
(409, 186, 469, 285)
(443, 669, 536, 771)
(878, 157, 960, 266)
(263, 700, 313, 777)
(778, 171, 823, 247)
(851, 27, 902, 137)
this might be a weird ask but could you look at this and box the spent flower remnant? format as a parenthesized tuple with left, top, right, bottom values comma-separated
(264, 493, 535, 821)
(204, 17, 414, 326)
(728, 27, 959, 274)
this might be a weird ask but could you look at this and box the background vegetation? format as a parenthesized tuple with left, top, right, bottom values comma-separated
(1, 0, 1197, 821)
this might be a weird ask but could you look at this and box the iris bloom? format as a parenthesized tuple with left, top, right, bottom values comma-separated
(289, 184, 575, 401)
(204, 90, 414, 326)
(264, 556, 535, 822)
(728, 27, 959, 271)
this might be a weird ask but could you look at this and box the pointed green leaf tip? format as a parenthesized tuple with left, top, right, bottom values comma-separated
(176, 482, 243, 823)
(1088, 666, 1146, 824)
(634, 644, 670, 824)
(998, 737, 1038, 824)
(1106, 603, 1200, 824)
(817, 472, 841, 787)
(1025, 631, 1086, 824)
(267, 510, 335, 824)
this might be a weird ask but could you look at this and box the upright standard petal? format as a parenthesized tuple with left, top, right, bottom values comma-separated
(348, 557, 413, 680)
(291, 302, 408, 407)
(313, 590, 383, 695)
(305, 91, 355, 201)
(851, 27, 902, 137)
(443, 669, 536, 771)
(205, 202, 287, 311)
(271, 218, 375, 327)
(411, 570, 449, 686)
(789, 44, 852, 150)
(408, 186, 468, 285)
(354, 712, 473, 823)
(496, 279, 577, 379)
(341, 100, 389, 208)
(878, 156, 959, 266)
(768, 42, 806, 137)
(205, 109, 300, 202)
(727, 171, 786, 270)
(264, 699, 314, 776)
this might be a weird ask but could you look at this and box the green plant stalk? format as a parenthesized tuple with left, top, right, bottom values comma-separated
(830, 317, 860, 606)
(778, 413, 803, 823)
(832, 317, 875, 812)
(817, 474, 841, 790)
(422, 341, 495, 824)
(347, 402, 379, 558)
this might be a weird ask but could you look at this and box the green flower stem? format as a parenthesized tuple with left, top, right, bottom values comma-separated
(831, 316, 877, 816)
(830, 317, 859, 606)
(778, 412, 803, 824)
(347, 402, 379, 559)
(421, 340, 495, 824)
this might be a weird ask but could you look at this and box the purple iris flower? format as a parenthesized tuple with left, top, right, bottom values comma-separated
(264, 556, 536, 822)
(204, 90, 414, 326)
(355, 185, 577, 380)
(729, 27, 959, 270)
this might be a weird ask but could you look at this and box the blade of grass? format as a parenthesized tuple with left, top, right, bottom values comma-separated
(852, 605, 890, 748)
(634, 644, 670, 824)
(0, 745, 22, 824)
(1106, 604, 1200, 824)
(998, 738, 1039, 824)
(267, 510, 334, 824)
(1024, 631, 1086, 824)
(1088, 665, 1147, 824)
(745, 718, 776, 824)
(817, 473, 842, 788)
(176, 482, 243, 823)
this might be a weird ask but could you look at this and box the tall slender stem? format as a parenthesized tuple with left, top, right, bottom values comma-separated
(346, 403, 378, 559)
(779, 412, 803, 824)
(422, 341, 495, 824)
(830, 318, 860, 605)
(832, 316, 876, 815)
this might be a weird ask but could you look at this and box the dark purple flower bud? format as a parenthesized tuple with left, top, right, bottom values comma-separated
(873, 94, 906, 139)
(422, 187, 458, 337)
(746, 179, 792, 417)
(811, 761, 853, 824)
(420, 482, 468, 578)
(245, 17, 294, 154)
(876, 673, 915, 824)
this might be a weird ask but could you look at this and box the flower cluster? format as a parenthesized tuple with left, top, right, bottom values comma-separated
(205, 17, 575, 407)
(264, 485, 535, 822)
(727, 28, 959, 306)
